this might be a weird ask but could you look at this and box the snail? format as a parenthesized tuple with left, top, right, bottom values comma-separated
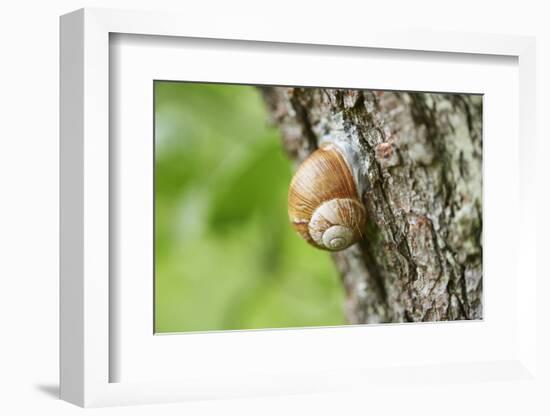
(288, 142, 366, 251)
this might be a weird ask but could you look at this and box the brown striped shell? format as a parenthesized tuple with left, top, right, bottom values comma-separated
(288, 144, 366, 251)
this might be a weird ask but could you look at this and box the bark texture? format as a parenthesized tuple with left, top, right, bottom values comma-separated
(260, 87, 483, 324)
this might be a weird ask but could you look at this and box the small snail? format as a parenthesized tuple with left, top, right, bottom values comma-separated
(288, 143, 366, 251)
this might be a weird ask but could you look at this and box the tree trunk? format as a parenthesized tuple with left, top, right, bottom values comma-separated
(260, 87, 483, 324)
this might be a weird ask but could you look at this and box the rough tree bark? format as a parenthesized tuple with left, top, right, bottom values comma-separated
(260, 87, 483, 324)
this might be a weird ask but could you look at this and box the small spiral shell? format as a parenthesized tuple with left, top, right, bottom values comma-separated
(288, 144, 366, 251)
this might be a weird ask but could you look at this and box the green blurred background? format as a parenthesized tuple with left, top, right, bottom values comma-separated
(154, 81, 345, 333)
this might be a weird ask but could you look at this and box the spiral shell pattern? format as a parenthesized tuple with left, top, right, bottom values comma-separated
(288, 144, 366, 251)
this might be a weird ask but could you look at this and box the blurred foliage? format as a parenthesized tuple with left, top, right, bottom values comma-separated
(155, 81, 345, 333)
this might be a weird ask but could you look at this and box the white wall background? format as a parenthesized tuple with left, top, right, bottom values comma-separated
(0, 0, 548, 414)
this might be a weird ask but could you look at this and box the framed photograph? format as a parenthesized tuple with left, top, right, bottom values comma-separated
(60, 8, 538, 408)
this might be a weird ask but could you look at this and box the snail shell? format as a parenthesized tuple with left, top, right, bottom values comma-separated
(288, 143, 366, 251)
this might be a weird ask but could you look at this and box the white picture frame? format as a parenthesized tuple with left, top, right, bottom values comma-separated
(60, 7, 538, 408)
